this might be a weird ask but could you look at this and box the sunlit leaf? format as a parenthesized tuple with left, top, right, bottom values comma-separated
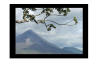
(47, 27, 51, 31)
(67, 8, 71, 12)
(73, 16, 78, 24)
(49, 24, 56, 28)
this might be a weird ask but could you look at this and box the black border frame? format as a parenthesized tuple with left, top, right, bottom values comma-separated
(10, 4, 88, 58)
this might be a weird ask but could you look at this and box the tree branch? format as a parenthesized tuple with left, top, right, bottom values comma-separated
(44, 16, 49, 29)
(16, 20, 29, 23)
(45, 19, 74, 25)
(51, 14, 65, 16)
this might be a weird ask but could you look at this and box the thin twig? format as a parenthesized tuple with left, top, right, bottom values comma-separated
(16, 20, 29, 23)
(45, 19, 74, 25)
(43, 16, 49, 29)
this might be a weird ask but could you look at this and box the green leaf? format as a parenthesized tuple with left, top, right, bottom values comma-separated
(39, 20, 45, 23)
(49, 9, 53, 12)
(28, 15, 38, 24)
(46, 12, 50, 16)
(73, 17, 78, 24)
(47, 27, 51, 31)
(67, 8, 71, 12)
(63, 10, 67, 16)
(41, 9, 46, 14)
(29, 8, 37, 11)
(49, 24, 56, 28)
(23, 10, 29, 14)
(32, 8, 36, 11)
(30, 15, 35, 20)
(46, 8, 49, 11)
(56, 8, 63, 14)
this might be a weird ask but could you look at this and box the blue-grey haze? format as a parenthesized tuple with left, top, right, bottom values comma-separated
(16, 8, 83, 51)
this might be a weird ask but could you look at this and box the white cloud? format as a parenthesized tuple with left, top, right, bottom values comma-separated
(25, 38, 33, 46)
(16, 8, 83, 50)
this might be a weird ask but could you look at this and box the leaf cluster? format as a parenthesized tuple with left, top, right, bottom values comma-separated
(21, 8, 78, 31)
(47, 24, 56, 31)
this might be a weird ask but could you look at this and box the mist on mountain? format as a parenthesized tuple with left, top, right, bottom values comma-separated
(16, 30, 82, 54)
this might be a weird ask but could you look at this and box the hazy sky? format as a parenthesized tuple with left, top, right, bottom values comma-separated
(16, 8, 83, 50)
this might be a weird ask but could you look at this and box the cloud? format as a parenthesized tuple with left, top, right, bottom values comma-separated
(16, 8, 83, 50)
(25, 38, 33, 46)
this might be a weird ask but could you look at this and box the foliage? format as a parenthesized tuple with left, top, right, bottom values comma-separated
(16, 8, 78, 31)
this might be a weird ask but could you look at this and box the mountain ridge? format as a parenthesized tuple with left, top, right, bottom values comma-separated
(16, 30, 82, 54)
